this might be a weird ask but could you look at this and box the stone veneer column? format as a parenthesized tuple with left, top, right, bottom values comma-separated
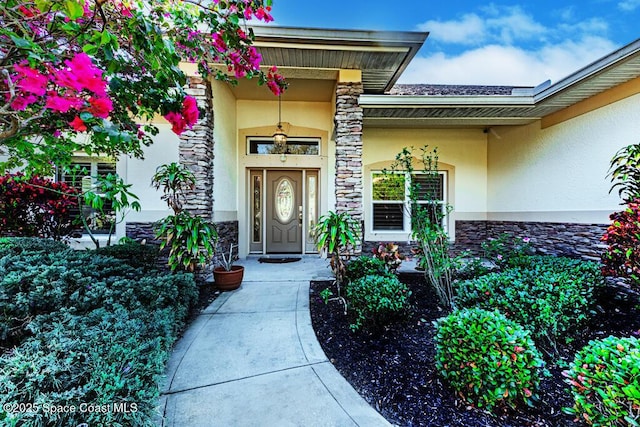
(178, 76, 214, 221)
(334, 77, 364, 253)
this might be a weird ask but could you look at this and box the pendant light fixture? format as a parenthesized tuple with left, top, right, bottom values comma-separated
(272, 94, 287, 153)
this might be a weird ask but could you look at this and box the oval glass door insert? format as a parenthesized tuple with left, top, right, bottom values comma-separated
(275, 178, 294, 222)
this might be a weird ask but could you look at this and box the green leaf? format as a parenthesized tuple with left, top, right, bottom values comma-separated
(64, 0, 85, 20)
(82, 43, 98, 54)
(9, 35, 33, 49)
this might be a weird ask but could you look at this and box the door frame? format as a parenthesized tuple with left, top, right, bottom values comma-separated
(248, 168, 319, 255)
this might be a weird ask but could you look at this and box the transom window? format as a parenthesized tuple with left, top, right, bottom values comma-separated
(371, 171, 447, 232)
(247, 137, 320, 155)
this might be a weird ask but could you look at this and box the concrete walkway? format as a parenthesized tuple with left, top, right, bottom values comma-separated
(159, 256, 391, 427)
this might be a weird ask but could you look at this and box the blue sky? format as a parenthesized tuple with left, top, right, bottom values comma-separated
(269, 1, 640, 86)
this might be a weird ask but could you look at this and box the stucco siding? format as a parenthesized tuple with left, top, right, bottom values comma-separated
(212, 80, 239, 221)
(487, 93, 640, 223)
(124, 123, 179, 224)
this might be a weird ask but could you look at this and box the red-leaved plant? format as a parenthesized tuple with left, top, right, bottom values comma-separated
(601, 199, 640, 286)
(0, 173, 79, 240)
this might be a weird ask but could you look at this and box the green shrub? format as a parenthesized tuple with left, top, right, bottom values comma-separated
(0, 247, 196, 343)
(96, 240, 160, 272)
(0, 306, 181, 426)
(0, 240, 198, 426)
(344, 256, 390, 284)
(601, 200, 640, 287)
(454, 257, 603, 350)
(0, 236, 68, 256)
(455, 255, 494, 280)
(481, 233, 533, 269)
(509, 255, 605, 283)
(434, 308, 545, 411)
(345, 274, 410, 331)
(564, 336, 640, 426)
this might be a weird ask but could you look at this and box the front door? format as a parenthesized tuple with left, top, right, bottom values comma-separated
(266, 171, 302, 253)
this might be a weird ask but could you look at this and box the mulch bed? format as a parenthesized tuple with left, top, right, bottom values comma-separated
(310, 273, 640, 427)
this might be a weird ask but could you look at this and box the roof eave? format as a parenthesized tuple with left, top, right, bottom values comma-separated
(535, 38, 640, 102)
(360, 94, 536, 107)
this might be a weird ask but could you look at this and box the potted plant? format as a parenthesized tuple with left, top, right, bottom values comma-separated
(213, 243, 244, 290)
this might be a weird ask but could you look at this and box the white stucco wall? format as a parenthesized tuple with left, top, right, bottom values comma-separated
(487, 93, 640, 223)
(211, 80, 239, 221)
(123, 123, 180, 224)
(362, 127, 488, 241)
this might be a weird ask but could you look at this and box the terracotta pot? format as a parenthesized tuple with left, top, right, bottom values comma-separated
(213, 265, 244, 290)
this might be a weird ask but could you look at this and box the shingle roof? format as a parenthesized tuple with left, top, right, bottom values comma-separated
(388, 84, 526, 96)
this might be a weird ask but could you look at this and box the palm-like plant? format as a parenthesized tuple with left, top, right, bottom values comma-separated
(608, 143, 640, 202)
(152, 163, 217, 272)
(314, 211, 360, 285)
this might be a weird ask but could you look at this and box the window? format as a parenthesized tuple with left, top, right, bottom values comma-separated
(371, 171, 447, 232)
(247, 137, 320, 155)
(57, 158, 117, 234)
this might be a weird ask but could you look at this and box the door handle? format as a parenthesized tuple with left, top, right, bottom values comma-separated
(298, 205, 303, 226)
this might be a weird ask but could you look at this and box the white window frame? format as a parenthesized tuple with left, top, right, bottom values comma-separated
(371, 170, 448, 234)
(246, 137, 321, 156)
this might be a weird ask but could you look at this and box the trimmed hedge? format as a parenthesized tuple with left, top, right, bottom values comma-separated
(345, 274, 410, 331)
(344, 256, 391, 284)
(96, 241, 161, 272)
(0, 238, 197, 426)
(454, 256, 603, 350)
(434, 308, 545, 411)
(0, 236, 68, 256)
(564, 336, 640, 426)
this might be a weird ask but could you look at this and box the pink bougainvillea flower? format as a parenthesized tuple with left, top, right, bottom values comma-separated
(69, 116, 87, 132)
(45, 94, 83, 113)
(14, 63, 49, 96)
(211, 32, 228, 53)
(255, 6, 273, 22)
(164, 111, 187, 135)
(115, 1, 133, 17)
(10, 95, 38, 111)
(88, 96, 113, 118)
(57, 53, 107, 96)
(246, 46, 262, 70)
(182, 96, 199, 126)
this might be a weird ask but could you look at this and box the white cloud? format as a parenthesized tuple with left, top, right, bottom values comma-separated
(485, 8, 547, 45)
(417, 14, 486, 45)
(619, 0, 640, 11)
(417, 7, 546, 46)
(399, 36, 617, 86)
(405, 5, 617, 86)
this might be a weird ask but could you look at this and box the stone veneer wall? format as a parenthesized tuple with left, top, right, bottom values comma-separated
(454, 220, 608, 262)
(334, 82, 364, 253)
(360, 221, 607, 262)
(178, 76, 215, 220)
(126, 222, 159, 243)
(212, 220, 239, 265)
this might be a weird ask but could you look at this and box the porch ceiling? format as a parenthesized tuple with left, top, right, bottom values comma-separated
(252, 26, 428, 94)
(361, 38, 640, 128)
